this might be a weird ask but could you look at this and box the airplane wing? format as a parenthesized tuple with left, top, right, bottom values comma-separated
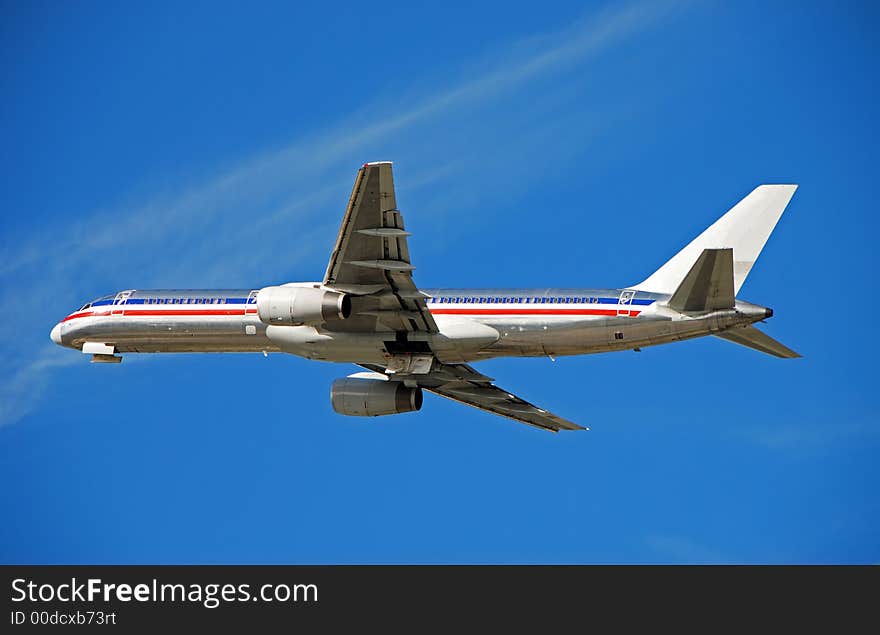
(359, 362, 586, 433)
(324, 162, 437, 334)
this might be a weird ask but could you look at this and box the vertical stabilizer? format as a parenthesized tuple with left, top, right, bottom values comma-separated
(635, 185, 797, 295)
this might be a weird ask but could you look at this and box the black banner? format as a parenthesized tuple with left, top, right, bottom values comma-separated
(1, 566, 875, 629)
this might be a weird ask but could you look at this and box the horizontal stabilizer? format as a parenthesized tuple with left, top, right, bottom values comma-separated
(668, 248, 734, 313)
(715, 326, 801, 358)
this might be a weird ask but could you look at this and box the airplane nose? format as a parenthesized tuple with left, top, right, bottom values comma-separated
(50, 323, 63, 345)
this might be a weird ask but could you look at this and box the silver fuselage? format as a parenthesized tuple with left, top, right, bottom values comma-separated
(52, 285, 771, 364)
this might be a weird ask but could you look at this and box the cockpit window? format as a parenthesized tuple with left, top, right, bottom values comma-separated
(78, 303, 92, 311)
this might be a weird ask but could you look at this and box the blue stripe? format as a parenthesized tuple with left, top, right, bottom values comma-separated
(96, 293, 652, 306)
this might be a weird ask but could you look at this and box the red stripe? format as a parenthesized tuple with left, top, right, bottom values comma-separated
(120, 309, 248, 317)
(61, 309, 249, 322)
(430, 309, 641, 317)
(62, 307, 641, 322)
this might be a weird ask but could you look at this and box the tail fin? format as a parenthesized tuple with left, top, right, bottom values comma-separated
(635, 185, 797, 295)
(715, 325, 801, 358)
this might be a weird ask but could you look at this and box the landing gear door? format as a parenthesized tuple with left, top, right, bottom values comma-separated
(617, 290, 635, 317)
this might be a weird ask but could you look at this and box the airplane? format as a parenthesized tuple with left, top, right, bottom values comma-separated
(50, 162, 800, 432)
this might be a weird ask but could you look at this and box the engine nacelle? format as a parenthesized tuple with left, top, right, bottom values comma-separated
(257, 286, 351, 326)
(330, 377, 423, 417)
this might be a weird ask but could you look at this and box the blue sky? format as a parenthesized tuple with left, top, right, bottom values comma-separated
(1, 0, 877, 563)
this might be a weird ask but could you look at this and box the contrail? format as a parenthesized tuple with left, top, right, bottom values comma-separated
(0, 0, 687, 426)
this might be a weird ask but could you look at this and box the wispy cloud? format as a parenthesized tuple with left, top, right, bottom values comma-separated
(729, 419, 880, 452)
(0, 0, 688, 427)
(645, 533, 734, 563)
(0, 348, 81, 428)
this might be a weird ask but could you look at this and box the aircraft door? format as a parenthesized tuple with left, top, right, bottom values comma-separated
(111, 290, 133, 316)
(617, 290, 635, 317)
(245, 290, 259, 315)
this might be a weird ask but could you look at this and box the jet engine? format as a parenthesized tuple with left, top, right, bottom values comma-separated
(257, 286, 351, 326)
(330, 377, 423, 417)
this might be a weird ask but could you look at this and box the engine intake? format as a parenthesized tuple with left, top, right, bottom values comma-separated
(331, 377, 423, 417)
(257, 286, 351, 325)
